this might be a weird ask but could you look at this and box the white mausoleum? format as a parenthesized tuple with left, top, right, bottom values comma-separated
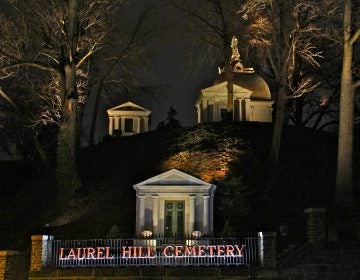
(196, 36, 274, 123)
(107, 102, 151, 136)
(133, 169, 216, 237)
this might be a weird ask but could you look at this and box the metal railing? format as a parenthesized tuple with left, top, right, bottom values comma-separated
(50, 236, 258, 268)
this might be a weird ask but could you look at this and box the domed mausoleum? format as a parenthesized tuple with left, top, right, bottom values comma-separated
(196, 37, 274, 123)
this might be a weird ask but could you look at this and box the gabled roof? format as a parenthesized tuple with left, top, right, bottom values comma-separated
(107, 101, 151, 114)
(133, 169, 212, 189)
(196, 83, 252, 105)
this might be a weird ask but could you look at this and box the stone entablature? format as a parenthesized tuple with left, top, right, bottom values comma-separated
(133, 169, 216, 237)
(107, 102, 151, 137)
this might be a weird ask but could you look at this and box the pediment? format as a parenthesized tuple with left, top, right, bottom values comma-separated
(201, 82, 252, 97)
(134, 169, 212, 188)
(107, 101, 151, 113)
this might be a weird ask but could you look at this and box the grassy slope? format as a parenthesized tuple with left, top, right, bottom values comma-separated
(1, 122, 355, 249)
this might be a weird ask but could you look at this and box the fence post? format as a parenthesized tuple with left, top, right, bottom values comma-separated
(0, 250, 26, 280)
(30, 235, 53, 272)
(257, 232, 277, 268)
(304, 208, 326, 244)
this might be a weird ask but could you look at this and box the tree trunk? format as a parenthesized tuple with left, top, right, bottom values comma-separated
(56, 0, 82, 211)
(294, 96, 304, 127)
(335, 0, 354, 206)
(88, 83, 103, 146)
(33, 132, 49, 166)
(270, 77, 287, 167)
(225, 63, 234, 121)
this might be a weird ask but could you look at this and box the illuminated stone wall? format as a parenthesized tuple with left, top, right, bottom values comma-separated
(30, 235, 53, 273)
(0, 251, 27, 280)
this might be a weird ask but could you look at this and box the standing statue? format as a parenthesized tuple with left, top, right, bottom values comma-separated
(230, 36, 254, 73)
(231, 36, 241, 63)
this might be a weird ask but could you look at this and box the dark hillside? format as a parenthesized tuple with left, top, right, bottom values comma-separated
(65, 123, 340, 237)
(0, 122, 354, 249)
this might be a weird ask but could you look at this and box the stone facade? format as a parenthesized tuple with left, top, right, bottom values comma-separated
(30, 235, 53, 272)
(107, 102, 151, 137)
(0, 250, 27, 280)
(133, 169, 216, 237)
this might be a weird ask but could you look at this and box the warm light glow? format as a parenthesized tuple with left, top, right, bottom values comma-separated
(161, 150, 237, 182)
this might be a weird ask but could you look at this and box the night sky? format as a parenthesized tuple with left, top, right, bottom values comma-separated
(84, 33, 219, 143)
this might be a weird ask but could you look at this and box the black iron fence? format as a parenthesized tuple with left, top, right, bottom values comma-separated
(50, 236, 258, 268)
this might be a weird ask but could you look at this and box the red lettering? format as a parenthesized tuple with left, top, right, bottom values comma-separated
(122, 246, 132, 258)
(87, 247, 96, 259)
(68, 248, 76, 259)
(184, 246, 197, 256)
(105, 247, 114, 259)
(198, 245, 206, 257)
(163, 246, 173, 257)
(59, 248, 64, 259)
(234, 245, 245, 256)
(226, 245, 235, 256)
(175, 246, 183, 257)
(147, 246, 156, 258)
(76, 248, 86, 259)
(217, 245, 225, 256)
(207, 245, 216, 256)
(97, 247, 105, 259)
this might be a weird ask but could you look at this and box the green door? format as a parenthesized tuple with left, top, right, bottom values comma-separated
(164, 201, 184, 237)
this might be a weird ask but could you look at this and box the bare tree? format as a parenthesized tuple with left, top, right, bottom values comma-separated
(0, 0, 121, 209)
(87, 1, 162, 145)
(0, 74, 60, 164)
(262, 1, 325, 166)
(335, 0, 360, 206)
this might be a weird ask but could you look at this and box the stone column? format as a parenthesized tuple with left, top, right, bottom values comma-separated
(121, 117, 125, 133)
(202, 99, 208, 122)
(108, 116, 114, 135)
(257, 232, 277, 268)
(30, 235, 53, 272)
(208, 100, 214, 122)
(152, 195, 159, 235)
(114, 116, 120, 131)
(138, 196, 146, 236)
(137, 118, 141, 133)
(209, 194, 214, 234)
(245, 99, 251, 121)
(196, 106, 201, 124)
(144, 117, 149, 131)
(189, 195, 196, 234)
(304, 208, 326, 244)
(239, 99, 244, 121)
(203, 196, 210, 234)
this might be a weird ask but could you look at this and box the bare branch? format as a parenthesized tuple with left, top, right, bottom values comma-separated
(350, 27, 360, 45)
(0, 87, 20, 112)
(288, 77, 321, 99)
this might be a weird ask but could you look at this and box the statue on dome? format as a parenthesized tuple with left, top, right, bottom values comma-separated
(229, 36, 254, 73)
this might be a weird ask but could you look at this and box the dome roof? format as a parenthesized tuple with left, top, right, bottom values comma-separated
(213, 72, 272, 100)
